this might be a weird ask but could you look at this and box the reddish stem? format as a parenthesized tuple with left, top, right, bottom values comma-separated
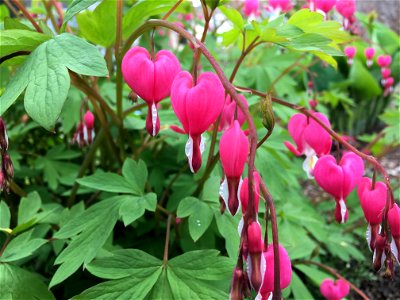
(13, 0, 43, 33)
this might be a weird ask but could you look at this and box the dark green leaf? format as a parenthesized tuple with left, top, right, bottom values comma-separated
(77, 172, 135, 194)
(119, 193, 157, 226)
(122, 159, 148, 195)
(18, 191, 41, 225)
(0, 200, 11, 229)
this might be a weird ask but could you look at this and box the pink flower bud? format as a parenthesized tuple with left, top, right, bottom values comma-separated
(377, 55, 392, 68)
(320, 278, 350, 300)
(384, 77, 394, 88)
(0, 171, 5, 190)
(314, 0, 337, 13)
(388, 204, 400, 263)
(219, 95, 248, 132)
(344, 46, 356, 65)
(171, 71, 225, 173)
(268, 0, 293, 12)
(122, 46, 181, 136)
(240, 172, 261, 215)
(230, 267, 244, 300)
(0, 118, 8, 151)
(336, 0, 356, 19)
(220, 121, 249, 215)
(260, 244, 292, 297)
(364, 47, 375, 60)
(358, 177, 387, 225)
(373, 234, 387, 271)
(84, 110, 95, 129)
(244, 0, 259, 17)
(247, 222, 264, 292)
(381, 68, 391, 79)
(2, 153, 14, 180)
(314, 152, 364, 223)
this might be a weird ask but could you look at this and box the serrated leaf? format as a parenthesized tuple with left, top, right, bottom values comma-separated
(18, 191, 41, 225)
(0, 33, 108, 130)
(0, 230, 47, 262)
(0, 200, 11, 229)
(76, 0, 116, 47)
(63, 0, 100, 25)
(122, 159, 148, 195)
(50, 197, 123, 287)
(0, 264, 55, 300)
(76, 172, 135, 194)
(0, 29, 50, 59)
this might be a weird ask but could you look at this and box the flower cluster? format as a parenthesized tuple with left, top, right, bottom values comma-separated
(72, 110, 95, 147)
(0, 118, 13, 191)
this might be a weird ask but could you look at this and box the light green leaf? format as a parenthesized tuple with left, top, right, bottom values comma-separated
(349, 60, 382, 98)
(4, 17, 33, 30)
(77, 172, 135, 194)
(0, 264, 55, 300)
(214, 212, 240, 258)
(0, 230, 47, 262)
(119, 193, 157, 226)
(63, 0, 100, 25)
(76, 0, 116, 47)
(0, 29, 50, 59)
(0, 200, 11, 229)
(122, 159, 148, 195)
(18, 191, 41, 225)
(219, 6, 244, 31)
(0, 4, 10, 22)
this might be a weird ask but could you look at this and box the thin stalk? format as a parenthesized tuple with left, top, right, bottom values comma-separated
(162, 0, 183, 20)
(4, 0, 20, 17)
(13, 0, 43, 32)
(163, 214, 173, 266)
(42, 0, 59, 33)
(259, 180, 281, 300)
(115, 0, 123, 120)
(50, 0, 63, 25)
(0, 234, 11, 257)
(296, 260, 370, 300)
(9, 181, 27, 197)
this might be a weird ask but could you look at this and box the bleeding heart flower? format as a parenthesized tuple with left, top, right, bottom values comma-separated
(230, 266, 245, 300)
(364, 47, 375, 67)
(73, 110, 95, 147)
(259, 244, 292, 299)
(377, 55, 392, 68)
(357, 177, 387, 250)
(0, 118, 9, 151)
(238, 171, 261, 235)
(247, 222, 265, 293)
(244, 0, 260, 17)
(344, 46, 356, 65)
(219, 94, 248, 132)
(388, 204, 400, 263)
(268, 0, 293, 12)
(320, 278, 350, 300)
(314, 0, 337, 14)
(284, 112, 332, 178)
(336, 0, 356, 19)
(373, 233, 387, 271)
(313, 152, 364, 223)
(219, 120, 249, 216)
(122, 46, 181, 136)
(171, 71, 225, 173)
(381, 68, 391, 79)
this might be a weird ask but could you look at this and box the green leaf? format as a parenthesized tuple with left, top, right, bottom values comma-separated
(76, 0, 116, 47)
(219, 6, 244, 31)
(18, 191, 41, 225)
(122, 159, 148, 195)
(291, 271, 314, 299)
(177, 197, 214, 242)
(295, 264, 333, 286)
(0, 4, 10, 22)
(75, 249, 232, 299)
(77, 172, 135, 194)
(349, 60, 382, 98)
(50, 197, 123, 287)
(63, 0, 100, 25)
(122, 1, 177, 38)
(4, 17, 33, 31)
(0, 33, 108, 130)
(214, 212, 240, 258)
(0, 29, 50, 59)
(0, 200, 11, 229)
(0, 264, 55, 300)
(118, 193, 157, 226)
(0, 230, 47, 262)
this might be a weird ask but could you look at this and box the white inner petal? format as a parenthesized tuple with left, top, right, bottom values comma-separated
(200, 134, 206, 154)
(219, 176, 229, 209)
(391, 239, 399, 264)
(151, 103, 157, 136)
(339, 199, 347, 224)
(366, 224, 372, 252)
(83, 126, 88, 142)
(303, 148, 318, 179)
(237, 217, 244, 236)
(185, 136, 194, 173)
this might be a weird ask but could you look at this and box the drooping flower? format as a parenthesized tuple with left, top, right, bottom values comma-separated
(122, 46, 181, 136)
(314, 0, 337, 14)
(72, 110, 95, 147)
(313, 152, 364, 223)
(373, 233, 387, 271)
(357, 177, 387, 250)
(284, 112, 332, 178)
(238, 171, 261, 234)
(219, 94, 248, 132)
(0, 118, 8, 151)
(336, 0, 356, 19)
(381, 68, 391, 80)
(320, 278, 350, 300)
(247, 222, 265, 293)
(171, 71, 225, 173)
(388, 204, 400, 263)
(259, 244, 292, 299)
(364, 47, 375, 67)
(230, 266, 245, 300)
(377, 55, 392, 69)
(344, 46, 356, 65)
(219, 120, 249, 216)
(244, 0, 260, 17)
(268, 0, 293, 13)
